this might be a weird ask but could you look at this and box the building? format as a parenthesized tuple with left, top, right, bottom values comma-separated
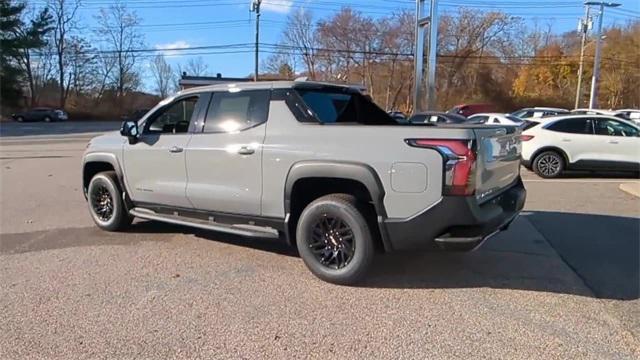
(178, 73, 251, 90)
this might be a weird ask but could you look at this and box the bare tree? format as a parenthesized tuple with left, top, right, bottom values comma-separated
(150, 54, 172, 98)
(94, 1, 144, 100)
(49, 0, 80, 109)
(182, 56, 209, 76)
(283, 8, 318, 79)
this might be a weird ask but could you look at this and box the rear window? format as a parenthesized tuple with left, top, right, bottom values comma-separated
(505, 115, 523, 123)
(295, 88, 396, 125)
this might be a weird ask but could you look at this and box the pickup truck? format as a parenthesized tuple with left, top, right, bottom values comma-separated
(82, 81, 526, 285)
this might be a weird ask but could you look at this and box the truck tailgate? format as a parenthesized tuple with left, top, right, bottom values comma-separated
(473, 126, 522, 202)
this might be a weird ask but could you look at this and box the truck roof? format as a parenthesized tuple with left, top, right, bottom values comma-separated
(177, 80, 358, 96)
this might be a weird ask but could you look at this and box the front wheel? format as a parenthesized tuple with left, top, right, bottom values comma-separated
(533, 151, 564, 178)
(87, 171, 132, 231)
(296, 194, 376, 285)
(43, 116, 52, 122)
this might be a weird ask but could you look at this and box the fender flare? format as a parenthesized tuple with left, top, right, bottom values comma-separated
(82, 153, 130, 207)
(283, 160, 393, 251)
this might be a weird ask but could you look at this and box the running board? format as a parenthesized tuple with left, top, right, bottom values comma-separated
(129, 207, 280, 239)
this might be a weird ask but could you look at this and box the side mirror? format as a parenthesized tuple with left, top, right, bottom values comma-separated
(120, 120, 139, 144)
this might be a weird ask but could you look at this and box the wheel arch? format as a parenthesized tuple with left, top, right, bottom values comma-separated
(531, 146, 571, 166)
(82, 153, 126, 198)
(283, 161, 392, 251)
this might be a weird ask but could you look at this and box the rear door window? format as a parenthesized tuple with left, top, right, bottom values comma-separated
(546, 118, 593, 134)
(203, 90, 269, 133)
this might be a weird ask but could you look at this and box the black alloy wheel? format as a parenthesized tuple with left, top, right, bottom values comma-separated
(308, 214, 356, 270)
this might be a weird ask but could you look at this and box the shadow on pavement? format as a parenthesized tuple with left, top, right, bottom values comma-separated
(126, 220, 298, 258)
(526, 211, 639, 300)
(125, 212, 638, 300)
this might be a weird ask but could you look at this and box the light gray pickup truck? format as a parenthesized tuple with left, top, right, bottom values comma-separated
(82, 81, 526, 284)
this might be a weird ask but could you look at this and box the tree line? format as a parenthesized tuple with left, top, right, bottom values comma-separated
(0, 0, 216, 118)
(264, 7, 640, 112)
(2, 1, 638, 119)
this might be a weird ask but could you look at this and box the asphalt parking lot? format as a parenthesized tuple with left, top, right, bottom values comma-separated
(1, 121, 639, 358)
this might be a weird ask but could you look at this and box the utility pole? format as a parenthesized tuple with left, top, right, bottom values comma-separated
(585, 1, 621, 109)
(413, 0, 438, 113)
(574, 5, 591, 109)
(251, 0, 262, 82)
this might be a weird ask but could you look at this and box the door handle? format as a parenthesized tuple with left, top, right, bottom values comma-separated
(609, 140, 619, 144)
(561, 139, 571, 142)
(237, 146, 255, 155)
(168, 146, 183, 153)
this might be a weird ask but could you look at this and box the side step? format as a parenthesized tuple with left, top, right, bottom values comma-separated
(129, 207, 280, 239)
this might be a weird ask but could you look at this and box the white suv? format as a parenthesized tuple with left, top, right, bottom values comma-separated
(521, 115, 640, 178)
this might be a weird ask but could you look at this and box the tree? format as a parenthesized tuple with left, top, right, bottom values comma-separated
(94, 0, 144, 101)
(50, 0, 80, 109)
(150, 54, 172, 98)
(13, 5, 53, 107)
(182, 56, 209, 76)
(1, 0, 27, 108)
(283, 8, 317, 79)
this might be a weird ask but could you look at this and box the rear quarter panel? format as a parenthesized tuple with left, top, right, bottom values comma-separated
(262, 101, 476, 220)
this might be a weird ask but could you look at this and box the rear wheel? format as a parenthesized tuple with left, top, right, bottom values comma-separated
(296, 194, 375, 285)
(533, 151, 564, 178)
(43, 116, 52, 122)
(87, 171, 132, 231)
(16, 116, 24, 122)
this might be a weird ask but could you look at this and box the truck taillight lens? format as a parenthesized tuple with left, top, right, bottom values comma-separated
(519, 135, 534, 141)
(406, 139, 477, 196)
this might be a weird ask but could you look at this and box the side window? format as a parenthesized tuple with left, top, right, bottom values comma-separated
(595, 119, 639, 137)
(546, 118, 593, 135)
(492, 117, 501, 124)
(203, 90, 269, 133)
(146, 96, 198, 134)
(471, 115, 489, 123)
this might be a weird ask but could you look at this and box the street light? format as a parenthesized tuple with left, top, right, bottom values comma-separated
(584, 1, 621, 109)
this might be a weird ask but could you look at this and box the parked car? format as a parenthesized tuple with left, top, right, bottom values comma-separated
(11, 107, 68, 122)
(387, 110, 406, 122)
(447, 103, 496, 117)
(82, 80, 525, 285)
(467, 113, 524, 126)
(408, 111, 469, 124)
(521, 114, 640, 178)
(616, 109, 640, 125)
(510, 107, 570, 119)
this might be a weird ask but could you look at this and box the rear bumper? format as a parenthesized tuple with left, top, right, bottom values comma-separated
(383, 178, 526, 251)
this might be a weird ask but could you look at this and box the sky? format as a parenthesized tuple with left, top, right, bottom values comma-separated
(34, 0, 640, 92)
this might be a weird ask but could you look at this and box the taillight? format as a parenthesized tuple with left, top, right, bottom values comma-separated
(519, 135, 535, 141)
(406, 139, 476, 196)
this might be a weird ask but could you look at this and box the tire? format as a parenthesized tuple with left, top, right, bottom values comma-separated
(296, 194, 376, 285)
(87, 171, 132, 231)
(15, 116, 24, 122)
(43, 116, 52, 122)
(533, 150, 564, 178)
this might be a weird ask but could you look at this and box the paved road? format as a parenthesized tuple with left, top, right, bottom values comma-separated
(0, 120, 120, 138)
(0, 126, 638, 358)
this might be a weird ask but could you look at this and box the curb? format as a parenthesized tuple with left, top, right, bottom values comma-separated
(619, 183, 640, 198)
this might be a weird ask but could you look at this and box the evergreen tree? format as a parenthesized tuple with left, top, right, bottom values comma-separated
(0, 0, 26, 108)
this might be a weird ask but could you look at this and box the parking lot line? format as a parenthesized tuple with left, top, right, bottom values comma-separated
(523, 179, 640, 184)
